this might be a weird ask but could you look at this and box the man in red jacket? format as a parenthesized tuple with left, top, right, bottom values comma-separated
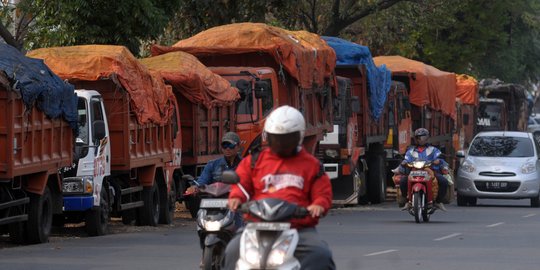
(223, 105, 335, 270)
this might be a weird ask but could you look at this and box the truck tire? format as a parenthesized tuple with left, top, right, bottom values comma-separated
(367, 152, 387, 204)
(138, 182, 160, 226)
(159, 180, 176, 224)
(85, 183, 110, 236)
(26, 186, 53, 244)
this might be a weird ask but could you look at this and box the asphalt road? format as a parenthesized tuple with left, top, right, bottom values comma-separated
(1, 199, 539, 270)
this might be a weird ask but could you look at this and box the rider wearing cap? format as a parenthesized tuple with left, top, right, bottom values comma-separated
(223, 105, 335, 270)
(394, 128, 449, 211)
(186, 132, 243, 193)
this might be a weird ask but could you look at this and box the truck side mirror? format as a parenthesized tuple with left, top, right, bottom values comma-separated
(351, 96, 360, 113)
(221, 170, 240, 184)
(93, 120, 106, 141)
(254, 81, 270, 99)
(236, 79, 251, 99)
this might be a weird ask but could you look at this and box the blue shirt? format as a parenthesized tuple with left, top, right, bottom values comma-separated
(195, 155, 242, 187)
(404, 145, 446, 171)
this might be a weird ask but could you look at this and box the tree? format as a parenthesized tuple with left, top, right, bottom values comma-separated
(1, 0, 181, 55)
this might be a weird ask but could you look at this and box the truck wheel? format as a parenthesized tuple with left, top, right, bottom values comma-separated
(159, 180, 176, 224)
(85, 183, 110, 236)
(138, 182, 160, 226)
(9, 222, 26, 244)
(367, 153, 387, 204)
(26, 186, 53, 244)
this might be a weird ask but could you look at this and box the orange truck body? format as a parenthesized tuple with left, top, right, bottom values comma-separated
(152, 23, 336, 155)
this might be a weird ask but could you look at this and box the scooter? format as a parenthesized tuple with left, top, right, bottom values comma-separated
(393, 160, 439, 223)
(195, 182, 241, 270)
(221, 171, 308, 270)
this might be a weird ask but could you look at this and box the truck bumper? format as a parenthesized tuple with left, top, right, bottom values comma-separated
(63, 196, 93, 211)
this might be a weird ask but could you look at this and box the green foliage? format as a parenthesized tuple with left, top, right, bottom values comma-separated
(21, 0, 181, 55)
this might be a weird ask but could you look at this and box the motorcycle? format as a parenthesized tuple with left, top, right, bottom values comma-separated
(221, 171, 309, 270)
(183, 180, 240, 270)
(393, 160, 440, 223)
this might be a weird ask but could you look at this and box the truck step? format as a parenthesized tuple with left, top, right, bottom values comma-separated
(0, 197, 30, 210)
(0, 214, 28, 226)
(120, 201, 144, 211)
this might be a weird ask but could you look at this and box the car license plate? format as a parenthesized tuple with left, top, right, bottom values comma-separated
(199, 198, 228, 209)
(485, 181, 508, 189)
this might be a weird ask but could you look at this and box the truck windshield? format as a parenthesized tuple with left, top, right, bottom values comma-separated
(468, 136, 534, 157)
(77, 97, 89, 145)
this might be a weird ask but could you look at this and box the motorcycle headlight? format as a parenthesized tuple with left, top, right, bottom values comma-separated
(62, 176, 93, 194)
(460, 160, 475, 173)
(267, 234, 294, 267)
(412, 161, 426, 169)
(242, 230, 260, 266)
(521, 162, 536, 174)
(204, 220, 221, 231)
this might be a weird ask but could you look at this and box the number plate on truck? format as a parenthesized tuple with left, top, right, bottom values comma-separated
(199, 198, 228, 209)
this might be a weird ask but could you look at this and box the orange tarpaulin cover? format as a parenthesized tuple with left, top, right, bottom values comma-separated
(456, 74, 478, 105)
(27, 45, 174, 125)
(151, 23, 336, 89)
(140, 51, 239, 108)
(373, 56, 456, 119)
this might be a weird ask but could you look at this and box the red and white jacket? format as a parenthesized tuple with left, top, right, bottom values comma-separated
(229, 148, 332, 228)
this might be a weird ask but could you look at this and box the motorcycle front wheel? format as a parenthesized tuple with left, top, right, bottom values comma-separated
(203, 244, 224, 270)
(412, 191, 424, 223)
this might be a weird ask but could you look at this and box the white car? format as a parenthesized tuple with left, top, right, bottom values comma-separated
(527, 116, 540, 134)
(456, 131, 540, 207)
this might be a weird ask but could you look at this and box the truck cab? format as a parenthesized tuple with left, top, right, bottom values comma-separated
(209, 67, 277, 156)
(476, 97, 507, 132)
(60, 89, 111, 235)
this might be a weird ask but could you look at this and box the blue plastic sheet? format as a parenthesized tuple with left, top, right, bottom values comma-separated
(0, 44, 78, 131)
(322, 37, 391, 120)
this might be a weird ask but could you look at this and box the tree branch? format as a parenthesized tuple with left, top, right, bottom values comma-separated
(0, 22, 21, 50)
(323, 0, 407, 36)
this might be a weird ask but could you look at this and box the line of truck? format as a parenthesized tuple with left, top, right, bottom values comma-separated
(1, 22, 531, 244)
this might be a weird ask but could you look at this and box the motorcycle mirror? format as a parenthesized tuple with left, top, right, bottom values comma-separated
(221, 170, 240, 184)
(182, 174, 195, 182)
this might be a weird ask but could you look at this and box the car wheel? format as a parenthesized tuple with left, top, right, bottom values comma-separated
(457, 194, 468, 206)
(530, 193, 540, 208)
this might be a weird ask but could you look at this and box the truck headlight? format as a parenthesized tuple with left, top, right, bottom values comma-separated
(63, 176, 94, 194)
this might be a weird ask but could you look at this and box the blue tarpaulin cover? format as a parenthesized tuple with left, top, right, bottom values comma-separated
(322, 37, 391, 120)
(0, 43, 77, 131)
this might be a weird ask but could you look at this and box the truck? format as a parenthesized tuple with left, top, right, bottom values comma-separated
(374, 56, 457, 172)
(151, 22, 336, 159)
(454, 74, 479, 152)
(477, 79, 529, 132)
(140, 50, 240, 217)
(0, 43, 78, 244)
(27, 45, 182, 235)
(317, 37, 393, 205)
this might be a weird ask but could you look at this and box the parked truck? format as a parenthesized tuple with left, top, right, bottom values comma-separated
(454, 74, 478, 150)
(0, 44, 78, 244)
(27, 45, 182, 235)
(477, 79, 529, 132)
(140, 50, 240, 216)
(374, 56, 457, 170)
(318, 37, 392, 205)
(152, 23, 336, 158)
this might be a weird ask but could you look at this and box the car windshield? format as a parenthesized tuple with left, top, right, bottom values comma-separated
(468, 136, 534, 157)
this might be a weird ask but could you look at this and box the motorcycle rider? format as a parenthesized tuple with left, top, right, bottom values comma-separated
(223, 105, 335, 270)
(393, 128, 449, 211)
(185, 131, 243, 194)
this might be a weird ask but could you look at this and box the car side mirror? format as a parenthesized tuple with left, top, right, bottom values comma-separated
(456, 150, 465, 158)
(221, 170, 240, 184)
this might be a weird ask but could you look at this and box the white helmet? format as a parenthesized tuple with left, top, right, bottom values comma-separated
(263, 105, 306, 144)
